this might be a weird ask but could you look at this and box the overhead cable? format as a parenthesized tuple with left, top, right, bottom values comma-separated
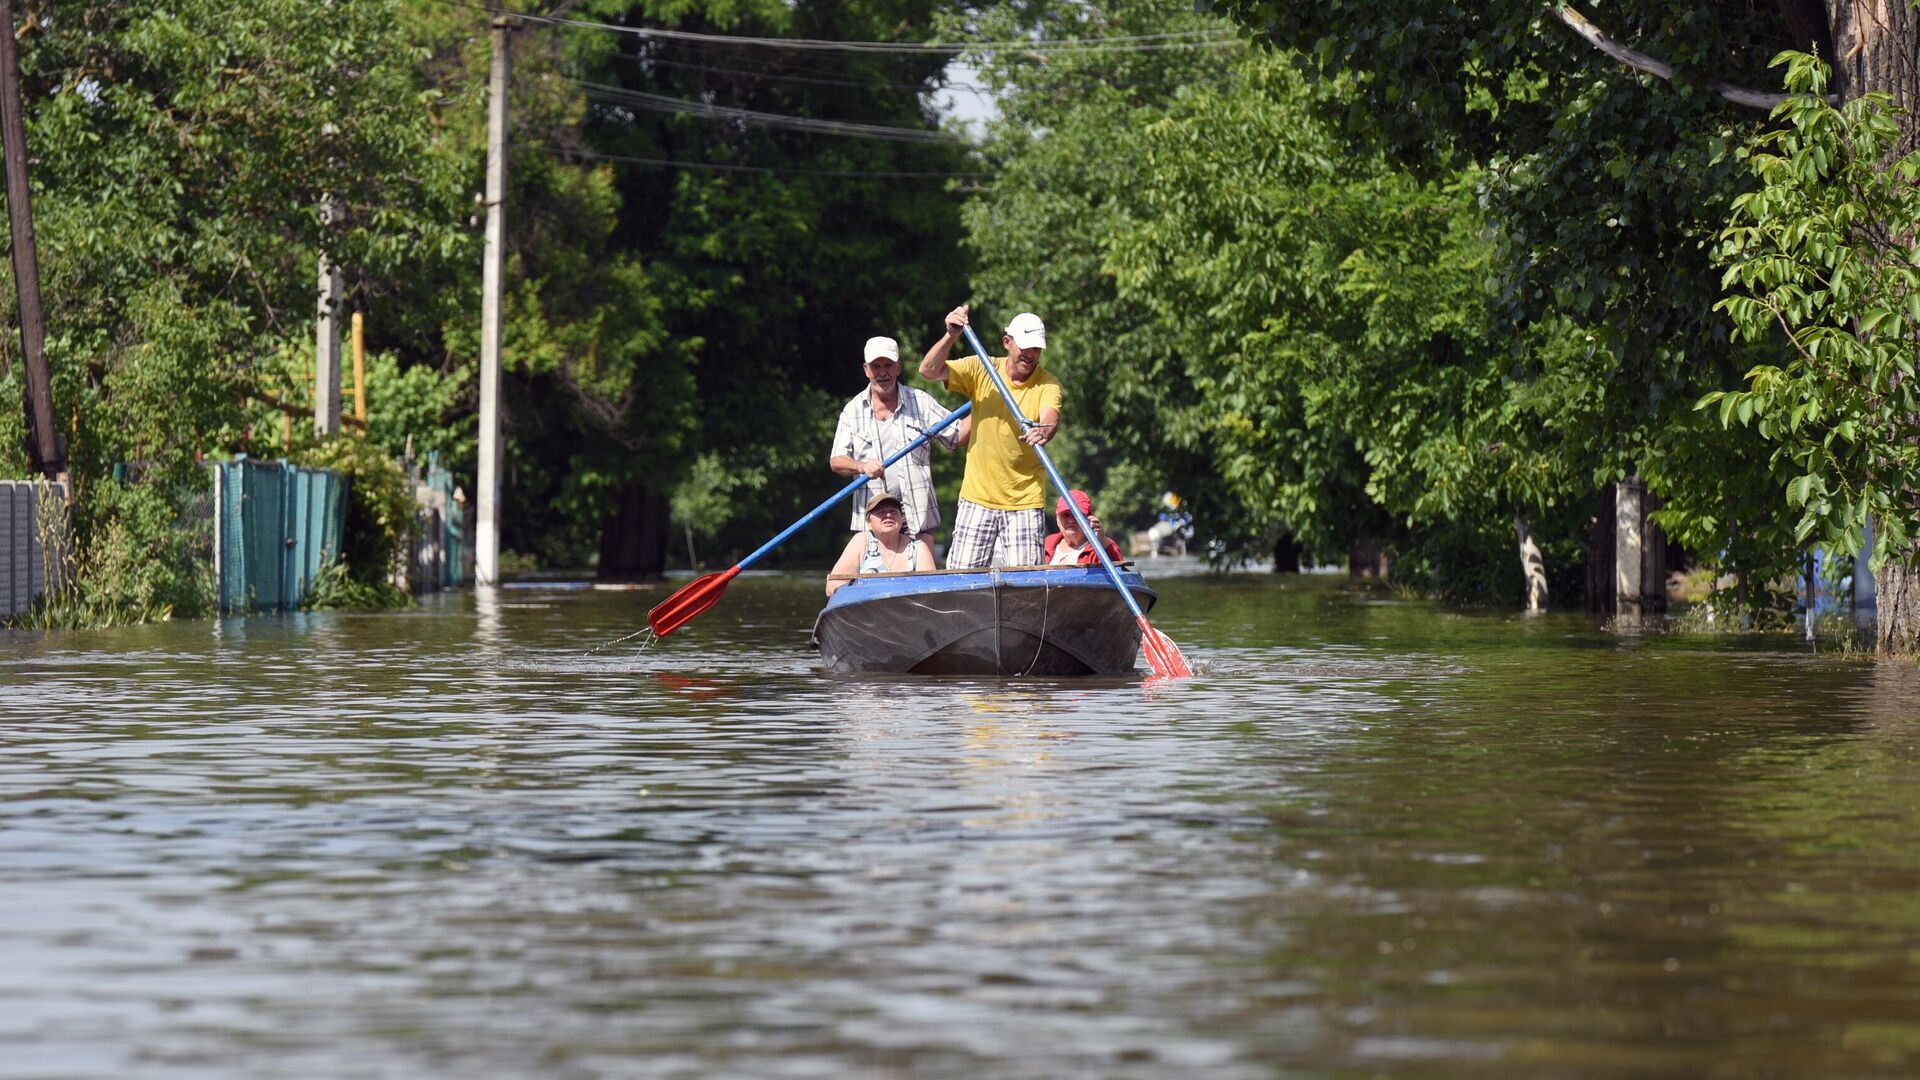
(612, 53, 994, 95)
(575, 79, 959, 143)
(535, 144, 988, 180)
(504, 8, 1240, 55)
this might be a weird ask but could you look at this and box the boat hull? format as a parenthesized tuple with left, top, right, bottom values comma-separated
(811, 566, 1157, 677)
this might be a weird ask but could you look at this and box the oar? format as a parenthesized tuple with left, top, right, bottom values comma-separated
(646, 402, 973, 637)
(958, 322, 1193, 678)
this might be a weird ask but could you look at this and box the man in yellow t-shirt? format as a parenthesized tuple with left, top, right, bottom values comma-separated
(918, 303, 1062, 568)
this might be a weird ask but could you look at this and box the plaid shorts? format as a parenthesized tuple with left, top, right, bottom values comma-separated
(947, 498, 1049, 569)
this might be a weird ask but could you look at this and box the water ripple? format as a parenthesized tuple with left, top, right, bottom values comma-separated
(3, 574, 1919, 1076)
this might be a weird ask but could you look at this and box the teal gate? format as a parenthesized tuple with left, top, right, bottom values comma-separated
(419, 451, 469, 589)
(427, 452, 469, 588)
(211, 456, 347, 613)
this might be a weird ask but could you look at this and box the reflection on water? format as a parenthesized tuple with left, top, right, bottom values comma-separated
(3, 569, 1920, 1077)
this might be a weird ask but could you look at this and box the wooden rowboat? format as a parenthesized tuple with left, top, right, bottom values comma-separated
(811, 565, 1158, 676)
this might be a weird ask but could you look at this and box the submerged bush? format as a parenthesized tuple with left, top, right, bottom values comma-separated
(303, 556, 408, 611)
(10, 475, 215, 629)
(296, 437, 414, 611)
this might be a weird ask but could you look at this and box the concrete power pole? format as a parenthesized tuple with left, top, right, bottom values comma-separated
(476, 17, 510, 586)
(0, 0, 64, 485)
(315, 193, 342, 437)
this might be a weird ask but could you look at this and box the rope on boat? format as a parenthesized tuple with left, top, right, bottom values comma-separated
(991, 568, 1002, 672)
(1017, 571, 1050, 676)
(590, 625, 659, 653)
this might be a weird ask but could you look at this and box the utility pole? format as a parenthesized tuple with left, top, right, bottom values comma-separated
(315, 194, 342, 437)
(0, 0, 63, 485)
(476, 16, 510, 586)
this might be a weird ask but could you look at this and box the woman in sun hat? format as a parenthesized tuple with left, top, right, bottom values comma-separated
(825, 490, 936, 596)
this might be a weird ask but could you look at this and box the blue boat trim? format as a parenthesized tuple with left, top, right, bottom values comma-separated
(813, 565, 1159, 676)
(823, 564, 1155, 609)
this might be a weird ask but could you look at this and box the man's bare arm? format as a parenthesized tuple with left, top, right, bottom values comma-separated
(1024, 406, 1061, 446)
(920, 304, 970, 383)
(830, 454, 885, 479)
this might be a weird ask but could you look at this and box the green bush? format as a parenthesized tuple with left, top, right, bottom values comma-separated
(302, 556, 408, 611)
(296, 436, 414, 610)
(10, 475, 215, 629)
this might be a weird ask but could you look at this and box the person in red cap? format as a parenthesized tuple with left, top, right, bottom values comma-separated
(1045, 489, 1124, 567)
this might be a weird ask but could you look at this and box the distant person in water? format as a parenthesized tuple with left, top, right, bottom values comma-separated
(829, 335, 967, 544)
(826, 491, 936, 597)
(919, 304, 1061, 568)
(1045, 489, 1124, 567)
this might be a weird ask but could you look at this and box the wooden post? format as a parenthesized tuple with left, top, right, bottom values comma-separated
(1615, 475, 1644, 616)
(0, 0, 63, 485)
(476, 17, 510, 586)
(351, 310, 367, 424)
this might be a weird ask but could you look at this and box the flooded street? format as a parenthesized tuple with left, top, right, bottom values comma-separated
(4, 567, 1920, 1077)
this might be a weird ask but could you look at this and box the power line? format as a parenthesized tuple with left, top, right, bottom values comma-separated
(641, 33, 952, 80)
(535, 144, 988, 180)
(496, 6, 1241, 56)
(609, 51, 994, 95)
(574, 79, 960, 143)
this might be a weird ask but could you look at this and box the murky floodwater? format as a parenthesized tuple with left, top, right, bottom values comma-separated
(4, 566, 1919, 1078)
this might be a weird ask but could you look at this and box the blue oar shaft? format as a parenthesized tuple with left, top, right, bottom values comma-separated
(957, 325, 1147, 619)
(737, 402, 971, 571)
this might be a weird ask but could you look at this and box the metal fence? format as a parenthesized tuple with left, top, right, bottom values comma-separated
(409, 450, 470, 593)
(0, 480, 66, 620)
(210, 457, 347, 614)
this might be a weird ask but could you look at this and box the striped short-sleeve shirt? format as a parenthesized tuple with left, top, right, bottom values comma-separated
(831, 386, 961, 535)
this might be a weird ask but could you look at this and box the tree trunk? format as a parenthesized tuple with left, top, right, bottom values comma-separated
(1826, 1, 1920, 650)
(1273, 530, 1301, 573)
(1615, 478, 1644, 616)
(1780, 0, 1836, 67)
(1587, 484, 1616, 613)
(1827, 0, 1920, 150)
(1877, 562, 1920, 653)
(1349, 537, 1389, 579)
(1587, 481, 1668, 614)
(598, 480, 669, 580)
(1641, 487, 1669, 615)
(1516, 514, 1548, 612)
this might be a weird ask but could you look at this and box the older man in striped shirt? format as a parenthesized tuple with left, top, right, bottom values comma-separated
(829, 335, 968, 544)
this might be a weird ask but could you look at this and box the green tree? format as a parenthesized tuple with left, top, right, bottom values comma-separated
(471, 0, 974, 576)
(1214, 1, 1920, 637)
(1710, 53, 1920, 651)
(0, 0, 978, 624)
(0, 0, 469, 623)
(952, 0, 1615, 603)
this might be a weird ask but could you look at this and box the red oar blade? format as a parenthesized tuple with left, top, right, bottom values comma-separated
(1137, 616, 1193, 678)
(647, 566, 742, 637)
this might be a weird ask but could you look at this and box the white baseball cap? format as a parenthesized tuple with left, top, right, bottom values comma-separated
(863, 336, 900, 364)
(1005, 312, 1046, 350)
